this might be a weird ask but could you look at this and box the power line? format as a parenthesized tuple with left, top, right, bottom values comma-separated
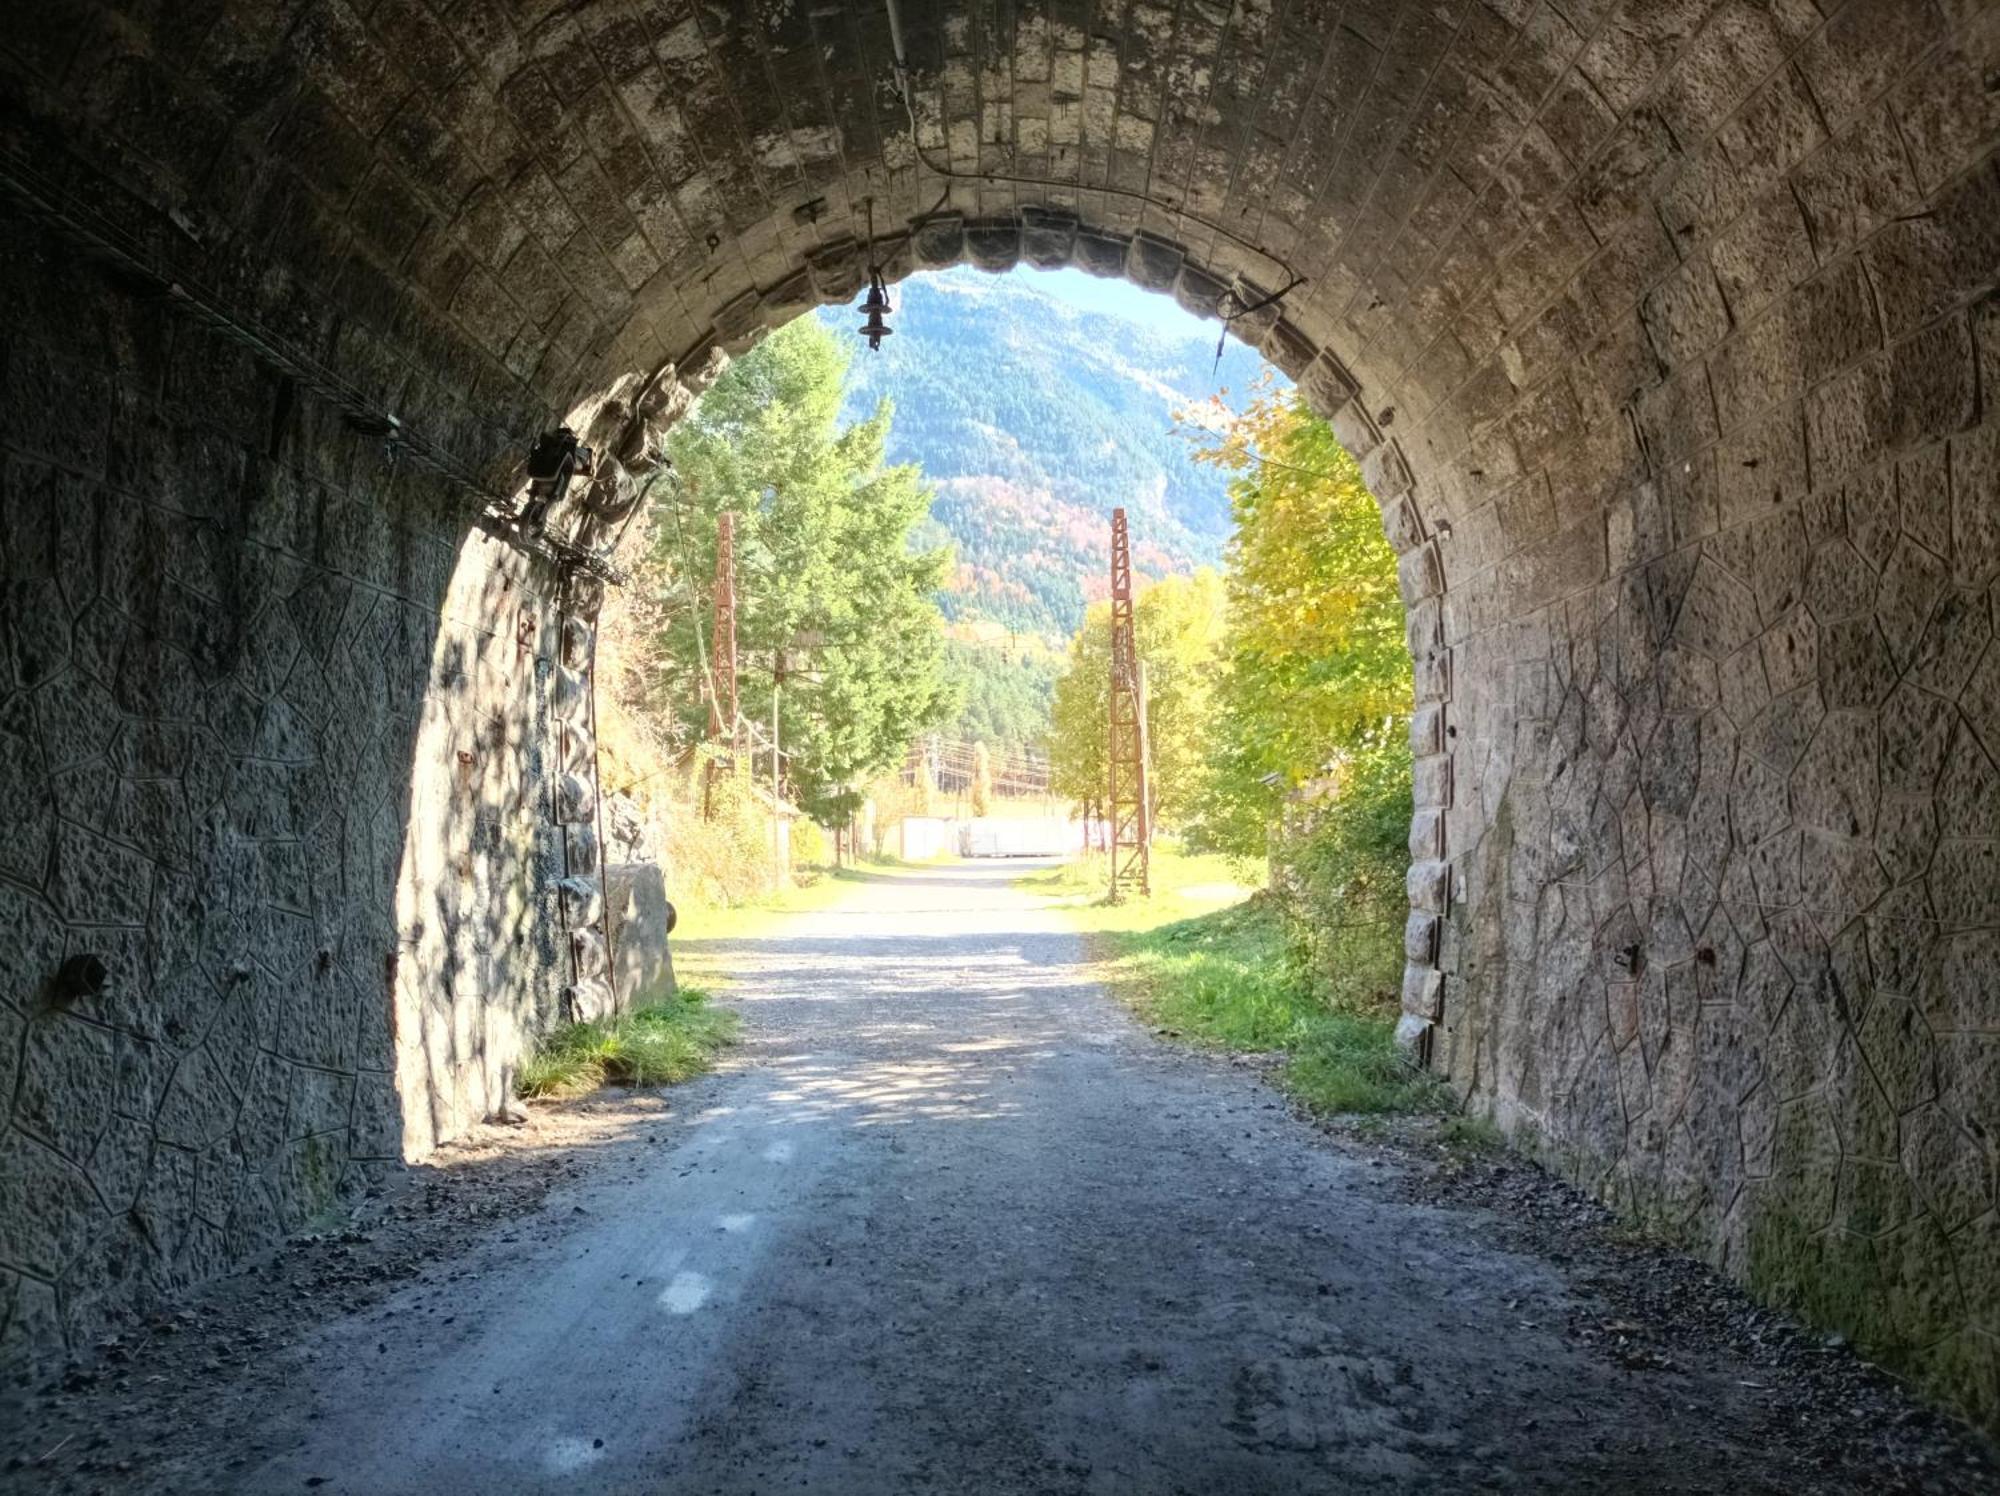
(0, 144, 626, 586)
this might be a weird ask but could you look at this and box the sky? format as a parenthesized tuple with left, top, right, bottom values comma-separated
(1013, 265, 1221, 341)
(818, 259, 1281, 380)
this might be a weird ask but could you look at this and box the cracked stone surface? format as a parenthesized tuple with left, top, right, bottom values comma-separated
(2, 0, 1997, 1435)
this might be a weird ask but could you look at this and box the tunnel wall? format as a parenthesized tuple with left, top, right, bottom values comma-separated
(0, 223, 571, 1369)
(1399, 8, 2000, 1426)
(2, 0, 1995, 1428)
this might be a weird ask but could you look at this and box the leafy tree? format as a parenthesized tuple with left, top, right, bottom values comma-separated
(970, 742, 993, 817)
(1182, 390, 1411, 856)
(639, 319, 957, 823)
(1046, 569, 1225, 828)
(1046, 606, 1111, 821)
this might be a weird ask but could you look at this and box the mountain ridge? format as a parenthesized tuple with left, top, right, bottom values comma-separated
(817, 267, 1274, 644)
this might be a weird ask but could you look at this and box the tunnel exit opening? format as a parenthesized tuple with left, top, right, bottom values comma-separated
(578, 255, 1416, 1027)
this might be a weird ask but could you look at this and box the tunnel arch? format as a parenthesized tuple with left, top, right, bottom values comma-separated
(558, 203, 1450, 1032)
(2, 0, 1997, 1430)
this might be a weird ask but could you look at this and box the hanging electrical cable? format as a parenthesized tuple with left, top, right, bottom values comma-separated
(663, 480, 722, 734)
(857, 196, 894, 350)
(0, 144, 630, 586)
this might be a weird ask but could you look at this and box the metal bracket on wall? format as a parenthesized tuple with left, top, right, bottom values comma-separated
(474, 510, 628, 586)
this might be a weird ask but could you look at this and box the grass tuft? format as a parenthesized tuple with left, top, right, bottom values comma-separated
(1285, 1011, 1444, 1115)
(515, 987, 740, 1099)
(1120, 901, 1450, 1116)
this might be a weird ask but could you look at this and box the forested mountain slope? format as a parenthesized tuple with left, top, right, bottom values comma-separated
(817, 268, 1270, 642)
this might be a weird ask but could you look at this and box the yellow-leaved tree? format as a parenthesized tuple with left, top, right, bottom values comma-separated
(1046, 569, 1225, 831)
(1176, 386, 1413, 1009)
(970, 741, 993, 817)
(1183, 389, 1411, 857)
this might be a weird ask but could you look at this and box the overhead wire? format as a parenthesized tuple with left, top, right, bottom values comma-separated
(0, 143, 627, 586)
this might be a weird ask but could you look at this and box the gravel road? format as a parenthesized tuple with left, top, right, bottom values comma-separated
(13, 860, 1994, 1493)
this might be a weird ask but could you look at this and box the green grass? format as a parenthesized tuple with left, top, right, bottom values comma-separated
(1030, 845, 1451, 1118)
(516, 987, 741, 1099)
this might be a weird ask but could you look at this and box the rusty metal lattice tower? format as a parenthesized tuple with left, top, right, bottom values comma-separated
(1107, 507, 1150, 899)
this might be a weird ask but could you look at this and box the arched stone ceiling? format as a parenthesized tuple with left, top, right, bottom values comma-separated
(4, 0, 2000, 1434)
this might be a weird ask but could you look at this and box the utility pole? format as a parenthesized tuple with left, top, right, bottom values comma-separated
(714, 511, 739, 748)
(705, 511, 739, 821)
(1107, 507, 1150, 899)
(771, 650, 783, 886)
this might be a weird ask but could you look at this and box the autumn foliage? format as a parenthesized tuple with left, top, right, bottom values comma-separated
(1046, 384, 1413, 1010)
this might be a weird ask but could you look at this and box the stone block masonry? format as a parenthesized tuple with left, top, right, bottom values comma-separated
(0, 213, 572, 1370)
(1, 0, 1997, 1435)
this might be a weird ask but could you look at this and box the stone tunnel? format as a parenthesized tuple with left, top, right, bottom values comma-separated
(0, 0, 1996, 1432)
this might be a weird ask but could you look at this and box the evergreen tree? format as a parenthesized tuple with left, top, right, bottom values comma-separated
(941, 639, 1060, 755)
(640, 319, 958, 824)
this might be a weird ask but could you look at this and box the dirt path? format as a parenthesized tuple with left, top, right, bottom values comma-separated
(6, 861, 1993, 1493)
